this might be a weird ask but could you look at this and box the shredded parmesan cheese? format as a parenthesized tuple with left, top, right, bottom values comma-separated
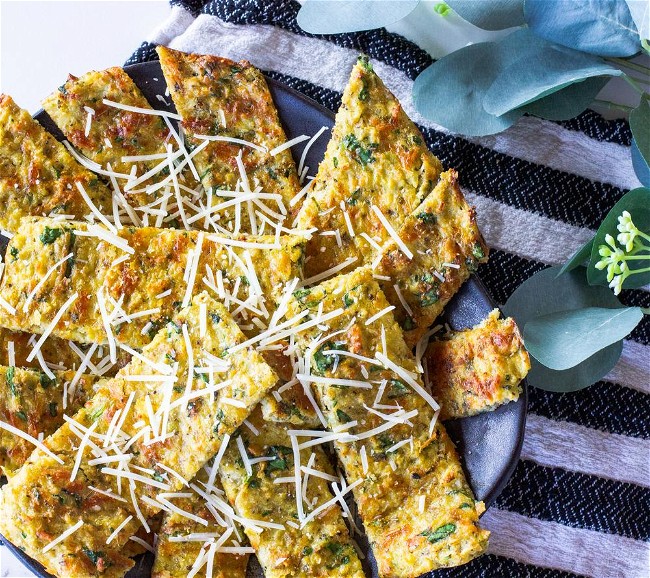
(41, 520, 84, 553)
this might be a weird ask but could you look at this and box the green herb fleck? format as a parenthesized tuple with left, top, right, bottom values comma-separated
(16, 410, 27, 422)
(333, 157, 338, 168)
(358, 55, 373, 72)
(336, 409, 352, 423)
(387, 379, 410, 398)
(210, 313, 221, 324)
(293, 288, 312, 303)
(416, 212, 436, 225)
(343, 134, 377, 166)
(58, 84, 68, 95)
(302, 546, 313, 556)
(347, 188, 362, 206)
(40, 227, 63, 244)
(152, 472, 164, 483)
(472, 243, 485, 260)
(82, 548, 105, 567)
(88, 404, 106, 422)
(420, 523, 456, 543)
(377, 434, 395, 450)
(325, 541, 350, 569)
(6, 367, 16, 396)
(49, 402, 58, 417)
(359, 81, 369, 101)
(265, 445, 291, 473)
(343, 292, 354, 308)
(313, 341, 346, 375)
(421, 288, 439, 307)
(401, 316, 416, 331)
(40, 373, 55, 389)
(9, 247, 18, 262)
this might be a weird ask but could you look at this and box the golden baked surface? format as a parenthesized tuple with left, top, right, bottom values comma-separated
(0, 52, 511, 578)
(158, 46, 301, 229)
(294, 56, 443, 279)
(0, 293, 277, 578)
(0, 366, 98, 477)
(152, 469, 250, 578)
(220, 407, 365, 578)
(0, 327, 129, 376)
(0, 217, 304, 349)
(426, 309, 530, 420)
(0, 95, 112, 232)
(375, 169, 488, 347)
(286, 268, 489, 577)
(42, 68, 169, 181)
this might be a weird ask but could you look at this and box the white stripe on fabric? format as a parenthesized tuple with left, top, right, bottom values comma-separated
(465, 191, 595, 266)
(483, 508, 650, 578)
(166, 14, 639, 191)
(523, 413, 650, 488)
(604, 340, 650, 394)
(146, 5, 195, 45)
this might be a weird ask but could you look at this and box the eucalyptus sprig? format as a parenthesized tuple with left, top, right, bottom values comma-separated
(297, 0, 650, 186)
(503, 187, 650, 392)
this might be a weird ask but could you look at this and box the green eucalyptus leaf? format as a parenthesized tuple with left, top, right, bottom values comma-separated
(524, 0, 641, 57)
(587, 187, 650, 289)
(413, 42, 522, 136)
(483, 47, 624, 117)
(631, 138, 650, 187)
(558, 237, 595, 276)
(523, 306, 643, 370)
(630, 96, 650, 171)
(445, 0, 525, 30)
(625, 0, 649, 40)
(502, 266, 625, 391)
(413, 29, 565, 135)
(297, 0, 420, 34)
(521, 77, 610, 121)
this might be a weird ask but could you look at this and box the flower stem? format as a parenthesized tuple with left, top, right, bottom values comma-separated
(607, 57, 650, 75)
(621, 254, 650, 261)
(642, 39, 650, 58)
(635, 230, 650, 244)
(594, 99, 634, 112)
(623, 74, 647, 96)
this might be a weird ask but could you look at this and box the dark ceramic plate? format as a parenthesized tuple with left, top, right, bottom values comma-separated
(2, 60, 527, 578)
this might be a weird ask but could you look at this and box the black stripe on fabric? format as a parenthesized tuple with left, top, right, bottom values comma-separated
(203, 0, 435, 80)
(200, 0, 632, 147)
(430, 554, 586, 578)
(495, 460, 650, 541)
(170, 0, 206, 17)
(557, 109, 632, 147)
(479, 250, 650, 347)
(263, 70, 629, 231)
(125, 41, 160, 66)
(421, 127, 628, 231)
(529, 382, 650, 440)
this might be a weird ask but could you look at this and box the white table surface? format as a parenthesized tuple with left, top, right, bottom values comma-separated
(0, 1, 645, 577)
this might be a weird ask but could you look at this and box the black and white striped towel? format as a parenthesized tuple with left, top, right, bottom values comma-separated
(127, 2, 650, 576)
